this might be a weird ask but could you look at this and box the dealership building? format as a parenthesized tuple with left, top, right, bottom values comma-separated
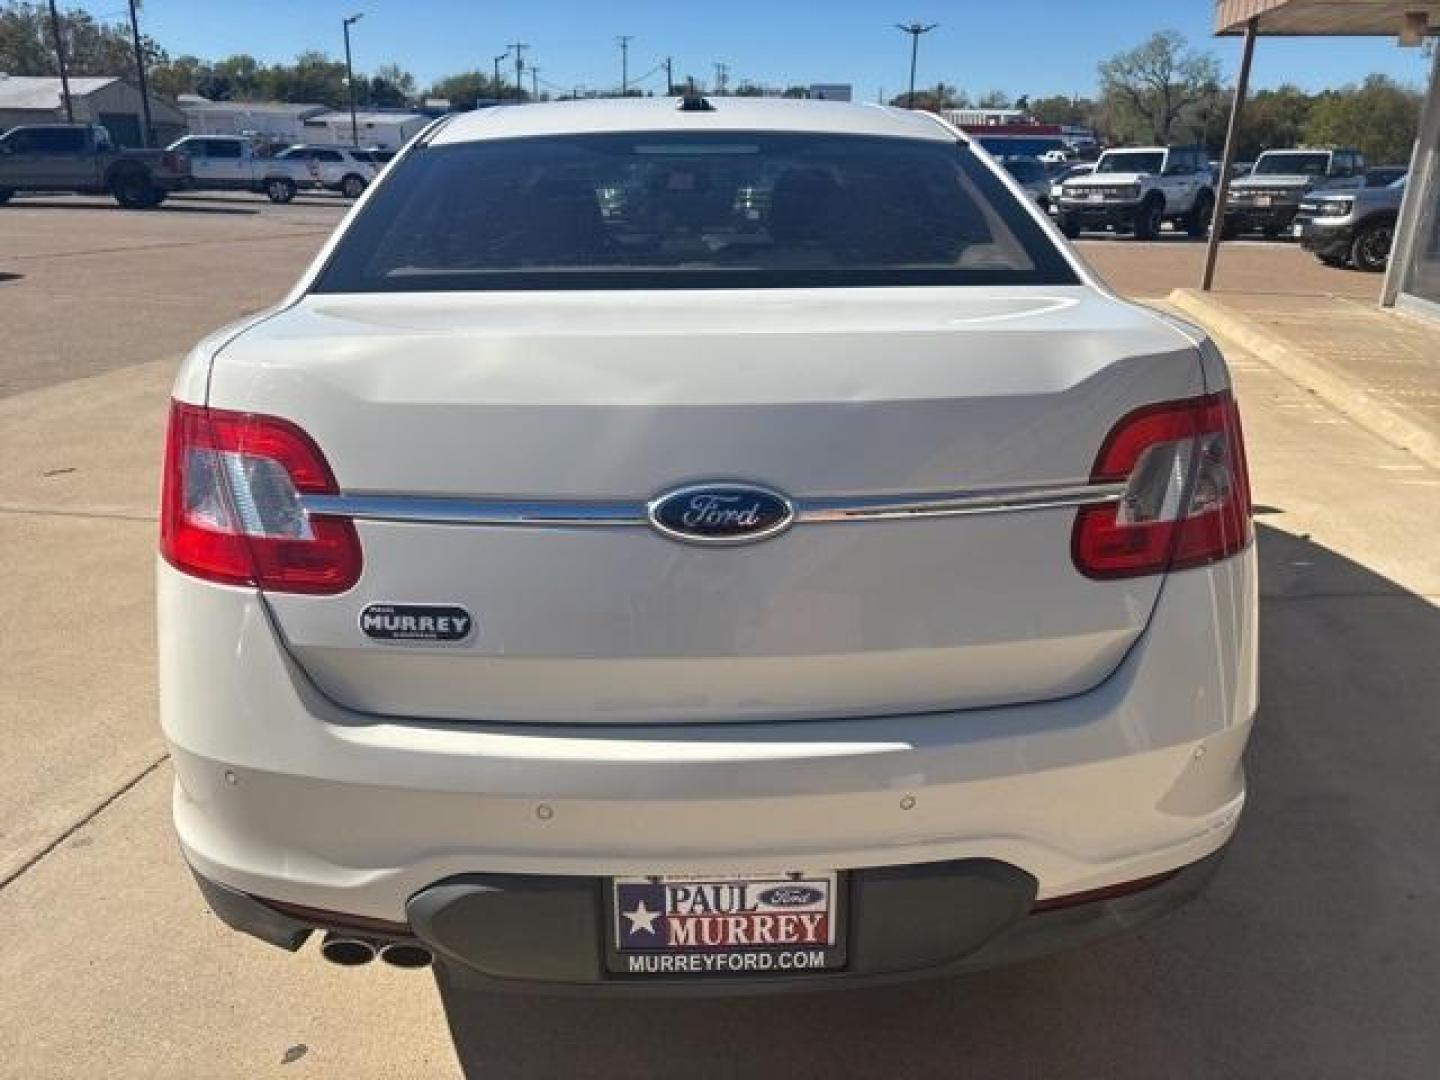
(1212, 0, 1440, 318)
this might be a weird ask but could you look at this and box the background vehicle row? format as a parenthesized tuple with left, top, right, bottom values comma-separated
(166, 136, 385, 202)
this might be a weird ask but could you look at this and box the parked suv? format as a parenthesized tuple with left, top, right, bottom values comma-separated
(272, 144, 377, 198)
(1222, 148, 1364, 237)
(0, 123, 191, 208)
(1295, 172, 1406, 272)
(1057, 146, 1214, 240)
(160, 99, 1256, 990)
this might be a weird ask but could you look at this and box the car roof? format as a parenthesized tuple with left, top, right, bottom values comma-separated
(428, 97, 956, 146)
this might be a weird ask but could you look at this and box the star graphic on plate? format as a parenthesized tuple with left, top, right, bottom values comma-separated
(623, 899, 661, 936)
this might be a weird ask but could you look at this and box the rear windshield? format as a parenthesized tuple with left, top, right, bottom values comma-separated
(312, 131, 1076, 292)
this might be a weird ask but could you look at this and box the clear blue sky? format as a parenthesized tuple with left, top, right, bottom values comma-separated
(102, 0, 1434, 99)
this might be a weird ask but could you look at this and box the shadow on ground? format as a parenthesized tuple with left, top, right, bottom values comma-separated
(4, 198, 259, 216)
(432, 524, 1440, 1079)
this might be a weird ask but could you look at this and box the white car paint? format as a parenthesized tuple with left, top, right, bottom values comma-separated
(159, 97, 1257, 986)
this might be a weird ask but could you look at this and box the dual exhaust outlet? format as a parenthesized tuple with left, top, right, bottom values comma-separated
(319, 931, 432, 970)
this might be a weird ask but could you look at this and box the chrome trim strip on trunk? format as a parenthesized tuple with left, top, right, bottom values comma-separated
(300, 482, 1125, 528)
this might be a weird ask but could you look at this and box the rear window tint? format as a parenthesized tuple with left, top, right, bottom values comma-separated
(313, 131, 1077, 292)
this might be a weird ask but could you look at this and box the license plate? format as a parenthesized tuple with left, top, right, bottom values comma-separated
(1255, 195, 1273, 207)
(607, 872, 844, 976)
(1087, 192, 1105, 202)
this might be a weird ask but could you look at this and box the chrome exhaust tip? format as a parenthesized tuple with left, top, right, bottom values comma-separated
(319, 932, 377, 966)
(378, 941, 433, 969)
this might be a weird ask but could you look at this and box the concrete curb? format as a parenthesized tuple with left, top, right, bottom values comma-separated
(1167, 289, 1440, 473)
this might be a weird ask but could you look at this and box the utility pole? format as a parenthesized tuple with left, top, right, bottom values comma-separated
(343, 13, 363, 146)
(664, 56, 674, 95)
(125, 0, 153, 146)
(47, 0, 74, 123)
(713, 61, 729, 96)
(617, 35, 633, 95)
(894, 22, 938, 109)
(531, 66, 540, 101)
(509, 41, 528, 101)
(493, 51, 509, 101)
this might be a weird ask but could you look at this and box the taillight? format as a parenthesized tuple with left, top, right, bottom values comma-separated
(1073, 391, 1252, 579)
(160, 401, 361, 593)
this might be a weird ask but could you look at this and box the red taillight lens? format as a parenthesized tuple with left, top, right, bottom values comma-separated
(160, 401, 361, 593)
(1073, 391, 1252, 579)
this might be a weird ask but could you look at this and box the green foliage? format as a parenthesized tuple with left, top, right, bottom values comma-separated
(0, 0, 165, 77)
(1301, 74, 1421, 164)
(1028, 94, 1098, 127)
(428, 70, 505, 107)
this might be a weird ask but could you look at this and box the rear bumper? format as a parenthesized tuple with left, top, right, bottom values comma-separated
(162, 541, 1257, 936)
(191, 847, 1227, 992)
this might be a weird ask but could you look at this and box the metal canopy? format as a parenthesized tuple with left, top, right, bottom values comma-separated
(1215, 0, 1440, 37)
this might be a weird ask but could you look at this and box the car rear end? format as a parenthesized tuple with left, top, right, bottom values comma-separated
(159, 100, 1257, 990)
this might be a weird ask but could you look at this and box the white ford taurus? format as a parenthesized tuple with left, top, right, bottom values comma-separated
(159, 96, 1257, 989)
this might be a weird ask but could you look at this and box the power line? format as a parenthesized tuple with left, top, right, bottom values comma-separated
(508, 40, 528, 102)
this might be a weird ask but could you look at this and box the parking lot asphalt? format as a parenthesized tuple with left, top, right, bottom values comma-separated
(2, 196, 1437, 1078)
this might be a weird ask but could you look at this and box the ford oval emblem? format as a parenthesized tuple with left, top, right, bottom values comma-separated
(758, 885, 824, 907)
(648, 483, 795, 545)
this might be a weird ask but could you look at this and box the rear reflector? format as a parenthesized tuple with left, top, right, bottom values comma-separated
(1073, 391, 1252, 579)
(1030, 868, 1181, 913)
(160, 401, 361, 593)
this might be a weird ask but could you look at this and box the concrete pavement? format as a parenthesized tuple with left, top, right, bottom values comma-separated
(2, 199, 1437, 1077)
(1170, 287, 1440, 471)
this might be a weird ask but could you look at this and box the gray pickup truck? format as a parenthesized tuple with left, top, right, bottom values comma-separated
(0, 123, 192, 209)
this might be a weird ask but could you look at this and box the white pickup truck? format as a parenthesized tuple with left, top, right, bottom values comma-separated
(166, 137, 379, 202)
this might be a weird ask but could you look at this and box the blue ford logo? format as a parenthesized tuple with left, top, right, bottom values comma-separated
(758, 886, 823, 907)
(648, 483, 795, 545)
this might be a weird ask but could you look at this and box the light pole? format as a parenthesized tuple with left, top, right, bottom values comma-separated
(895, 22, 937, 109)
(493, 51, 508, 101)
(343, 13, 363, 146)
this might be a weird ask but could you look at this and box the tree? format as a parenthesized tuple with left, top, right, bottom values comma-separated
(365, 63, 416, 107)
(1028, 94, 1097, 127)
(0, 1, 166, 77)
(1303, 74, 1421, 164)
(977, 89, 1011, 109)
(1236, 84, 1313, 158)
(1098, 30, 1220, 144)
(429, 70, 504, 107)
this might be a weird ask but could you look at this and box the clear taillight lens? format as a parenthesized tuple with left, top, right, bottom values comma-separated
(160, 401, 361, 593)
(1073, 391, 1252, 579)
